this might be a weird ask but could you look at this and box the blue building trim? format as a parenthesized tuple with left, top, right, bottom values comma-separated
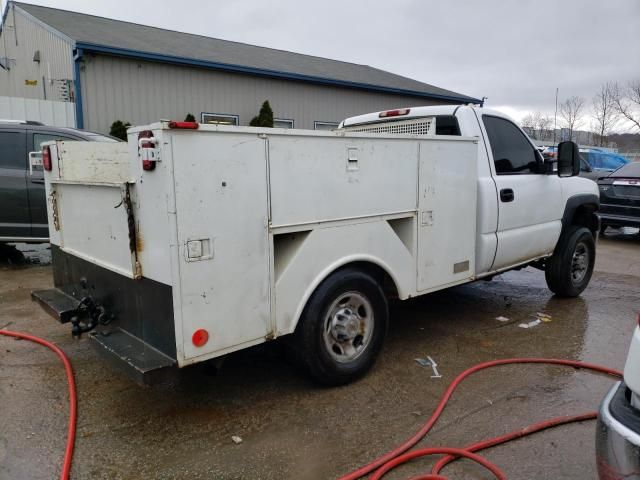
(73, 48, 84, 129)
(75, 42, 481, 105)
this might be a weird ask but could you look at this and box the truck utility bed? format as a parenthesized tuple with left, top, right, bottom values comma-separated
(38, 120, 479, 382)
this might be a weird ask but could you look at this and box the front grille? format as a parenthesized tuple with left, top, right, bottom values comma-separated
(612, 185, 640, 199)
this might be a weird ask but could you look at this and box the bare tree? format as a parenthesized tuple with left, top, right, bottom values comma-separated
(537, 115, 552, 141)
(592, 82, 618, 146)
(521, 113, 537, 139)
(559, 96, 586, 140)
(613, 80, 640, 131)
(520, 111, 552, 141)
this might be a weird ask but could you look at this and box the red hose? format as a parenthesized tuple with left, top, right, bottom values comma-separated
(0, 330, 623, 480)
(338, 358, 622, 480)
(0, 329, 77, 480)
(429, 411, 597, 476)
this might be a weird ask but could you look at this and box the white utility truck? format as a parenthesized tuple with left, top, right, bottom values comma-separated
(33, 105, 600, 385)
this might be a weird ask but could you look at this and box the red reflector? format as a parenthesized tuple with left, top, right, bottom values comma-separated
(168, 121, 199, 130)
(42, 146, 52, 171)
(142, 159, 156, 171)
(192, 329, 209, 347)
(379, 108, 411, 118)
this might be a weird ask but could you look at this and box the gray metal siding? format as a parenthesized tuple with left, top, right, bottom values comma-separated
(80, 55, 456, 133)
(15, 1, 478, 103)
(0, 4, 74, 100)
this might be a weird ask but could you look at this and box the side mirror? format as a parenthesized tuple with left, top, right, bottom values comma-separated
(557, 141, 580, 177)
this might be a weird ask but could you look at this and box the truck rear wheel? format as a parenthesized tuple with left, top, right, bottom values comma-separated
(545, 226, 595, 297)
(291, 268, 388, 386)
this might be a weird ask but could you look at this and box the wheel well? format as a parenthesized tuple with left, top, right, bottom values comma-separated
(569, 203, 599, 235)
(335, 261, 400, 299)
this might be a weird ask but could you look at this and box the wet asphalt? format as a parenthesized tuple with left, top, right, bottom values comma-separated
(0, 229, 639, 480)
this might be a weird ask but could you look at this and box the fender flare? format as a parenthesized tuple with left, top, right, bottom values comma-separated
(560, 193, 600, 236)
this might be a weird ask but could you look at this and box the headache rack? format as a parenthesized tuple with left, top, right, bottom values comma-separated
(342, 116, 436, 135)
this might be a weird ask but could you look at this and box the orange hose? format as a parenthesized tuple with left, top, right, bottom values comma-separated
(337, 358, 622, 480)
(0, 330, 77, 480)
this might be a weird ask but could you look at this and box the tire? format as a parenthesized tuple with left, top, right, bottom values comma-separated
(290, 268, 388, 386)
(545, 226, 595, 297)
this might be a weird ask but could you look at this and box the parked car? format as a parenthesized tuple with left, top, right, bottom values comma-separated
(596, 313, 640, 478)
(597, 161, 640, 233)
(584, 147, 630, 171)
(0, 121, 118, 244)
(542, 146, 630, 181)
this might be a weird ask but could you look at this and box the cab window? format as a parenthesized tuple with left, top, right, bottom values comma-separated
(482, 115, 539, 175)
(33, 133, 77, 151)
(0, 131, 26, 169)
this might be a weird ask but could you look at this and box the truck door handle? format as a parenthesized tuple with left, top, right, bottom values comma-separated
(500, 188, 514, 202)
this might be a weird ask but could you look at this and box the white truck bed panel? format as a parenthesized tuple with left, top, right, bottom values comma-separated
(56, 141, 132, 184)
(269, 135, 418, 227)
(56, 183, 137, 278)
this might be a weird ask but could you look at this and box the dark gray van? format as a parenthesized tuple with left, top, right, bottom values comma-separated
(0, 121, 118, 243)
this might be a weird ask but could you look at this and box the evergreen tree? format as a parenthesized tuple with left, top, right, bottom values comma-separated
(250, 101, 274, 127)
(109, 120, 131, 141)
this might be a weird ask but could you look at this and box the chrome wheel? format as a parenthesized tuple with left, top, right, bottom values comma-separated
(323, 291, 374, 363)
(571, 242, 589, 284)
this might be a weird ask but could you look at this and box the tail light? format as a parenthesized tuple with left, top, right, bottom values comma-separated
(42, 145, 52, 171)
(379, 108, 411, 118)
(168, 121, 199, 129)
(138, 130, 156, 171)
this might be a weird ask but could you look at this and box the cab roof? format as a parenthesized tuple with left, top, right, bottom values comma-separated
(339, 104, 508, 128)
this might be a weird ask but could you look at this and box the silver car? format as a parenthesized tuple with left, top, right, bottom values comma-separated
(596, 324, 640, 479)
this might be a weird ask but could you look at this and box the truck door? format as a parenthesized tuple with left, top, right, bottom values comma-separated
(480, 114, 562, 270)
(0, 129, 29, 239)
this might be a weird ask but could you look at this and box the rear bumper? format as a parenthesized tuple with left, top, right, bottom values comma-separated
(33, 245, 178, 384)
(596, 381, 640, 479)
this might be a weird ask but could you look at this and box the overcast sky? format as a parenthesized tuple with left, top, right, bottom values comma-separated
(6, 0, 640, 129)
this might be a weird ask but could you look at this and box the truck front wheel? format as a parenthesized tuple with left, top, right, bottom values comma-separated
(291, 268, 388, 386)
(545, 226, 595, 297)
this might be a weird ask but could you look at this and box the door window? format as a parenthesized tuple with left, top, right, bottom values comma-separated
(0, 131, 26, 169)
(482, 115, 539, 175)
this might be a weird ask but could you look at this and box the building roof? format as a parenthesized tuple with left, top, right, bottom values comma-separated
(11, 2, 480, 104)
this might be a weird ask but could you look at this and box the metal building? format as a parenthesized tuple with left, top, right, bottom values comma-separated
(0, 2, 480, 133)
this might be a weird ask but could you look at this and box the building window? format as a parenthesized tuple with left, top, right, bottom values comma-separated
(314, 121, 339, 131)
(201, 113, 239, 126)
(274, 118, 294, 129)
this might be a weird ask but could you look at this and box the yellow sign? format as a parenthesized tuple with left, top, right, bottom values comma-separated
(25, 79, 38, 86)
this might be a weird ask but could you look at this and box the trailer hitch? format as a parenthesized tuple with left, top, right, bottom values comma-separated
(70, 296, 112, 338)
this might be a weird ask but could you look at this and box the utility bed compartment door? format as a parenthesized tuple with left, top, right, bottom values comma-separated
(417, 139, 477, 291)
(53, 183, 138, 278)
(170, 132, 271, 361)
(46, 141, 138, 278)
